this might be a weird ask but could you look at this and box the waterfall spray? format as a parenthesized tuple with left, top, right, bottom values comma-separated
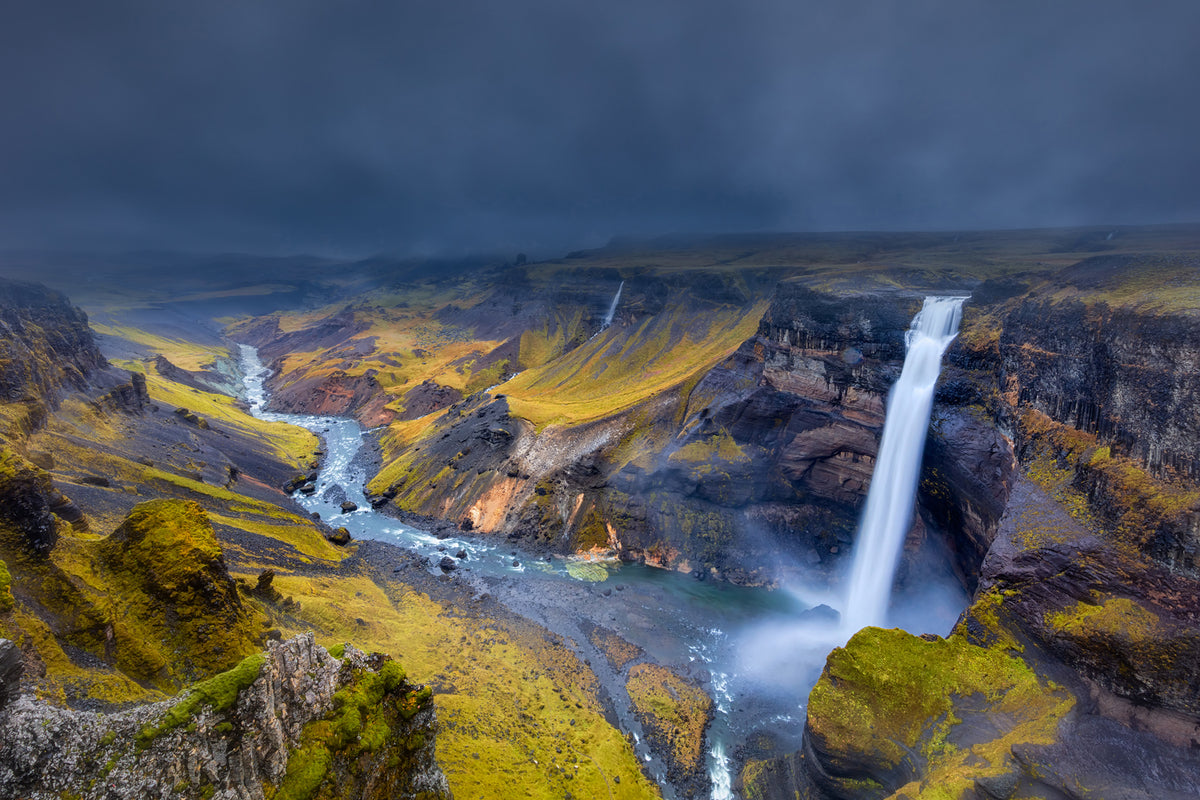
(602, 280, 624, 328)
(842, 296, 966, 634)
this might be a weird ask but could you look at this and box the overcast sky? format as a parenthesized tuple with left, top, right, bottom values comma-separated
(2, 1, 1198, 256)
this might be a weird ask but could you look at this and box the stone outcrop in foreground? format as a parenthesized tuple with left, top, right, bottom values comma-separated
(0, 633, 451, 800)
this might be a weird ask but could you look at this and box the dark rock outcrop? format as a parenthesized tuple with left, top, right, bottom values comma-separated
(919, 405, 1017, 592)
(0, 279, 105, 412)
(0, 633, 450, 800)
(0, 447, 71, 555)
(993, 297, 1200, 574)
(0, 639, 21, 711)
(755, 283, 912, 358)
(98, 370, 151, 415)
(966, 479, 1200, 733)
(397, 379, 463, 421)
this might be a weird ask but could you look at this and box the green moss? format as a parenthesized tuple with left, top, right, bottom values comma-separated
(99, 499, 263, 686)
(137, 652, 266, 745)
(271, 657, 431, 800)
(102, 499, 223, 586)
(273, 741, 332, 800)
(807, 628, 1074, 799)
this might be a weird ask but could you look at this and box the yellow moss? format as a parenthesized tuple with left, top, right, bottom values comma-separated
(207, 514, 348, 562)
(0, 608, 160, 705)
(88, 323, 229, 371)
(260, 571, 661, 799)
(564, 558, 617, 582)
(1018, 407, 1200, 550)
(0, 557, 13, 612)
(959, 588, 1025, 653)
(505, 300, 768, 430)
(517, 308, 587, 371)
(572, 506, 612, 552)
(626, 663, 713, 777)
(141, 467, 307, 522)
(668, 430, 750, 467)
(98, 499, 264, 687)
(137, 365, 316, 468)
(588, 627, 643, 672)
(1044, 596, 1161, 643)
(806, 628, 1074, 799)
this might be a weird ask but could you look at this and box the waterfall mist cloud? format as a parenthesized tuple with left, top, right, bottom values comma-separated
(2, 1, 1199, 256)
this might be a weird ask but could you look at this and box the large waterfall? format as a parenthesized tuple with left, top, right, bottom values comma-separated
(602, 280, 624, 328)
(842, 296, 966, 633)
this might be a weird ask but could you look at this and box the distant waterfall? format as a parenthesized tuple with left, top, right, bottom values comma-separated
(842, 296, 966, 633)
(602, 280, 624, 328)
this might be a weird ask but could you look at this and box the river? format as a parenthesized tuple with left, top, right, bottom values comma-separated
(237, 344, 965, 799)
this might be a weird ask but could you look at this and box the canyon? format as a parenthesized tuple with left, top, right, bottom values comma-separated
(1, 226, 1199, 798)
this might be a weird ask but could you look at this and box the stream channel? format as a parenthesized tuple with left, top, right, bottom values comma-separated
(238, 344, 965, 799)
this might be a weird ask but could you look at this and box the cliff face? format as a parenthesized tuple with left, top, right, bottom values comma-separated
(759, 480, 1200, 800)
(995, 297, 1200, 574)
(0, 279, 105, 413)
(355, 281, 1005, 589)
(0, 633, 449, 800)
(743, 261, 1200, 800)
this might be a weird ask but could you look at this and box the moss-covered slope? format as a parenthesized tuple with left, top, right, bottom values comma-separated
(97, 499, 264, 686)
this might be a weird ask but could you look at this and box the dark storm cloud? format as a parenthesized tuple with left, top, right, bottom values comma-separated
(1, 0, 1198, 255)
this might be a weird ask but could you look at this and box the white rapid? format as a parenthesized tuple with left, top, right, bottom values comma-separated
(842, 295, 966, 634)
(602, 280, 624, 328)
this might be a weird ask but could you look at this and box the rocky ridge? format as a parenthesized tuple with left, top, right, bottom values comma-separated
(0, 278, 106, 412)
(0, 632, 450, 800)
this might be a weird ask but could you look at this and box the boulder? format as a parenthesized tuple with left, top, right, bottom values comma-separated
(250, 569, 282, 603)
